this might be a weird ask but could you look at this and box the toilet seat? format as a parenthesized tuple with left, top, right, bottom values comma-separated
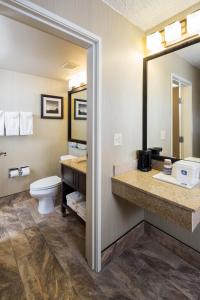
(30, 176, 61, 191)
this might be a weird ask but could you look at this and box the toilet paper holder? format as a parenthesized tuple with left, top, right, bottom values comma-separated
(19, 166, 30, 176)
(8, 168, 19, 178)
(8, 166, 30, 178)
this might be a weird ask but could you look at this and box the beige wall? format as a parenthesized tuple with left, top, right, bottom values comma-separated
(148, 52, 200, 157)
(29, 0, 145, 250)
(0, 69, 67, 197)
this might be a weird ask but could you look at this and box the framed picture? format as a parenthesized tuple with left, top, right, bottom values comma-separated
(74, 99, 87, 120)
(41, 94, 63, 119)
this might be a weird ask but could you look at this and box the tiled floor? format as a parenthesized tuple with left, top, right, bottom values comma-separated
(0, 192, 200, 299)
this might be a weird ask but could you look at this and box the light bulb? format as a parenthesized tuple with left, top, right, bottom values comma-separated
(165, 21, 181, 43)
(146, 32, 162, 51)
(187, 10, 200, 35)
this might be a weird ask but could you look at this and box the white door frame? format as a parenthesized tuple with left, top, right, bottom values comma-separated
(171, 73, 192, 159)
(0, 0, 102, 272)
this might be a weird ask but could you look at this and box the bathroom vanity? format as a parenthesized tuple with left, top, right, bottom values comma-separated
(112, 169, 200, 231)
(60, 158, 86, 217)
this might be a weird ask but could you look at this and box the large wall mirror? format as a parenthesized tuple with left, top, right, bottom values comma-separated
(143, 37, 200, 160)
(68, 85, 87, 144)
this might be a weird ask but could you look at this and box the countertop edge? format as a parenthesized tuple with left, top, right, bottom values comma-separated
(60, 160, 87, 175)
(111, 176, 196, 213)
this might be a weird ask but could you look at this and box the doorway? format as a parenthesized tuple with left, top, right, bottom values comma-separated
(0, 0, 102, 272)
(171, 75, 192, 159)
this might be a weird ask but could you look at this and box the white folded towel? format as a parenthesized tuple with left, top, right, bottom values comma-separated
(20, 112, 33, 135)
(60, 154, 76, 161)
(67, 199, 78, 211)
(5, 112, 19, 136)
(66, 191, 85, 205)
(0, 111, 5, 136)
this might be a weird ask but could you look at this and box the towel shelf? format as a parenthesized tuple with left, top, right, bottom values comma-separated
(60, 161, 86, 218)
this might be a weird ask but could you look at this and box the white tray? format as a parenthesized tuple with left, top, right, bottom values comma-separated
(153, 172, 195, 189)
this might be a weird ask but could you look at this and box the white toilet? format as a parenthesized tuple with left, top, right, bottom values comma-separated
(30, 176, 61, 214)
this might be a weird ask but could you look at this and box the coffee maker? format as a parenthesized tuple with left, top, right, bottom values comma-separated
(137, 149, 152, 172)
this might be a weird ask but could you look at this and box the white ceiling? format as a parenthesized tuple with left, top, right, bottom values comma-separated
(0, 15, 87, 81)
(102, 0, 200, 31)
(177, 43, 200, 70)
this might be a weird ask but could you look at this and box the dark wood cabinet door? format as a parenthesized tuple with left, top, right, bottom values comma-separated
(78, 172, 86, 195)
(62, 166, 76, 188)
(61, 164, 86, 195)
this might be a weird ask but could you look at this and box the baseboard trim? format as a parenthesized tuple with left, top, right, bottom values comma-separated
(145, 222, 200, 269)
(101, 221, 145, 267)
(102, 220, 200, 269)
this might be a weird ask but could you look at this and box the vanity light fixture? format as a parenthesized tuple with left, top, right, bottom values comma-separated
(146, 31, 162, 51)
(187, 10, 200, 35)
(146, 9, 200, 54)
(68, 71, 87, 90)
(164, 21, 181, 43)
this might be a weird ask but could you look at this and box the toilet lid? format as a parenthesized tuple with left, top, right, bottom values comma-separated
(30, 176, 61, 191)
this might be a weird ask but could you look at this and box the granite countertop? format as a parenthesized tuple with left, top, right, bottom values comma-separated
(60, 158, 87, 174)
(112, 169, 200, 212)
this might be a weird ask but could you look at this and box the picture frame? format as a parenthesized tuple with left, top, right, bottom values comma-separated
(41, 94, 63, 119)
(74, 99, 87, 120)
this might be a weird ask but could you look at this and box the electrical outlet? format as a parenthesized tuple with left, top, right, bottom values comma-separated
(114, 133, 122, 146)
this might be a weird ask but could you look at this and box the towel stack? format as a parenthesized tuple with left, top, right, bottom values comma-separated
(66, 191, 85, 212)
(0, 111, 33, 136)
(5, 112, 20, 136)
(20, 112, 33, 135)
(76, 201, 86, 222)
(66, 191, 86, 221)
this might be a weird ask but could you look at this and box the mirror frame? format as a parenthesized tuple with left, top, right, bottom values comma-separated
(68, 84, 87, 144)
(143, 36, 200, 161)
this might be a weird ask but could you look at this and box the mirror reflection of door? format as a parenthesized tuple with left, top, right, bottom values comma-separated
(172, 77, 192, 159)
(172, 84, 180, 158)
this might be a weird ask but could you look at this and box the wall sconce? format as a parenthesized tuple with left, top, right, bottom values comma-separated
(165, 21, 181, 43)
(146, 31, 162, 51)
(68, 71, 87, 90)
(187, 10, 200, 35)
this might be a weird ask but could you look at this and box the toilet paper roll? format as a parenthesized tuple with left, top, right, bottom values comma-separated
(9, 169, 19, 178)
(20, 167, 30, 176)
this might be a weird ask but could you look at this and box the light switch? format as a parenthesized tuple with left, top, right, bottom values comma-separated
(114, 133, 122, 146)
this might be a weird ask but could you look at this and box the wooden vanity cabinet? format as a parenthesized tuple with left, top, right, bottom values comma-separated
(62, 165, 86, 194)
